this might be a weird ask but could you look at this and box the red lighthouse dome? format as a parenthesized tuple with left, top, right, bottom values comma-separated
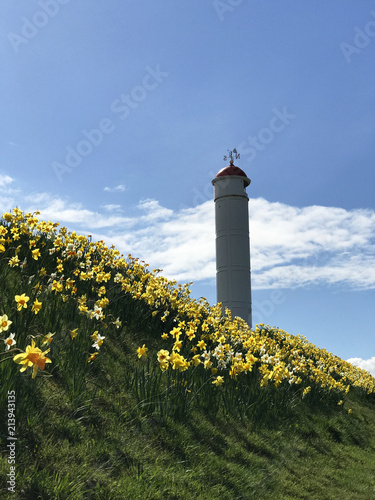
(215, 165, 248, 178)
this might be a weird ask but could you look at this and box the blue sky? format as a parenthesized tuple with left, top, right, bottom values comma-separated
(1, 1, 374, 372)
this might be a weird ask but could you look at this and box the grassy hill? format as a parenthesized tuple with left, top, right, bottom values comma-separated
(1, 208, 375, 499)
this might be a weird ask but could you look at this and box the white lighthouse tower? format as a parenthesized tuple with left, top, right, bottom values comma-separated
(212, 149, 252, 327)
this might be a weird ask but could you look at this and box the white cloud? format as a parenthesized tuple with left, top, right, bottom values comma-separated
(137, 198, 174, 222)
(0, 174, 22, 204)
(86, 198, 375, 290)
(248, 198, 375, 289)
(102, 204, 123, 212)
(250, 199, 375, 268)
(0, 175, 17, 212)
(347, 356, 375, 377)
(2, 183, 375, 290)
(0, 196, 16, 213)
(23, 194, 135, 229)
(104, 184, 126, 193)
(104, 201, 215, 280)
(0, 174, 13, 188)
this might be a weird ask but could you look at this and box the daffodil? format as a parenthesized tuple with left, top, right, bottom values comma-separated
(92, 334, 105, 350)
(197, 340, 206, 350)
(31, 299, 42, 315)
(91, 306, 103, 320)
(157, 349, 169, 364)
(65, 278, 75, 290)
(88, 352, 98, 363)
(90, 331, 99, 341)
(137, 344, 148, 358)
(8, 256, 20, 267)
(2, 212, 13, 222)
(42, 332, 55, 345)
(302, 386, 311, 398)
(186, 329, 196, 341)
(113, 317, 122, 329)
(51, 280, 63, 293)
(204, 359, 212, 369)
(191, 354, 201, 367)
(212, 376, 224, 386)
(0, 314, 12, 333)
(15, 294, 29, 311)
(13, 340, 51, 378)
(4, 333, 16, 350)
(169, 352, 189, 372)
(70, 328, 79, 340)
(173, 340, 183, 352)
(31, 248, 41, 260)
(169, 327, 181, 338)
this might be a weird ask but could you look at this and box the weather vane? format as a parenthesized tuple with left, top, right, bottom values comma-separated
(223, 148, 240, 165)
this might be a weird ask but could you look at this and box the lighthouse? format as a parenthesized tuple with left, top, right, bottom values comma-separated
(212, 149, 252, 327)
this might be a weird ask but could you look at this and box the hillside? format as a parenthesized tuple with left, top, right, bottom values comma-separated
(1, 208, 375, 499)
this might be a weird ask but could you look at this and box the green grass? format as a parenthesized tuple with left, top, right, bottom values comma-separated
(1, 210, 375, 499)
(1, 334, 375, 499)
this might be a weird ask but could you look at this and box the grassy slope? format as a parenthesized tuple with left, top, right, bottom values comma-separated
(1, 332, 375, 500)
(1, 212, 375, 499)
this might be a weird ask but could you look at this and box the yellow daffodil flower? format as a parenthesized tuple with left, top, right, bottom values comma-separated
(13, 340, 52, 378)
(51, 280, 63, 293)
(32, 248, 41, 260)
(31, 299, 42, 315)
(197, 340, 206, 350)
(157, 349, 169, 364)
(70, 328, 79, 340)
(88, 352, 98, 363)
(42, 332, 55, 345)
(137, 344, 148, 358)
(8, 256, 20, 267)
(15, 293, 30, 311)
(90, 331, 99, 341)
(212, 376, 224, 386)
